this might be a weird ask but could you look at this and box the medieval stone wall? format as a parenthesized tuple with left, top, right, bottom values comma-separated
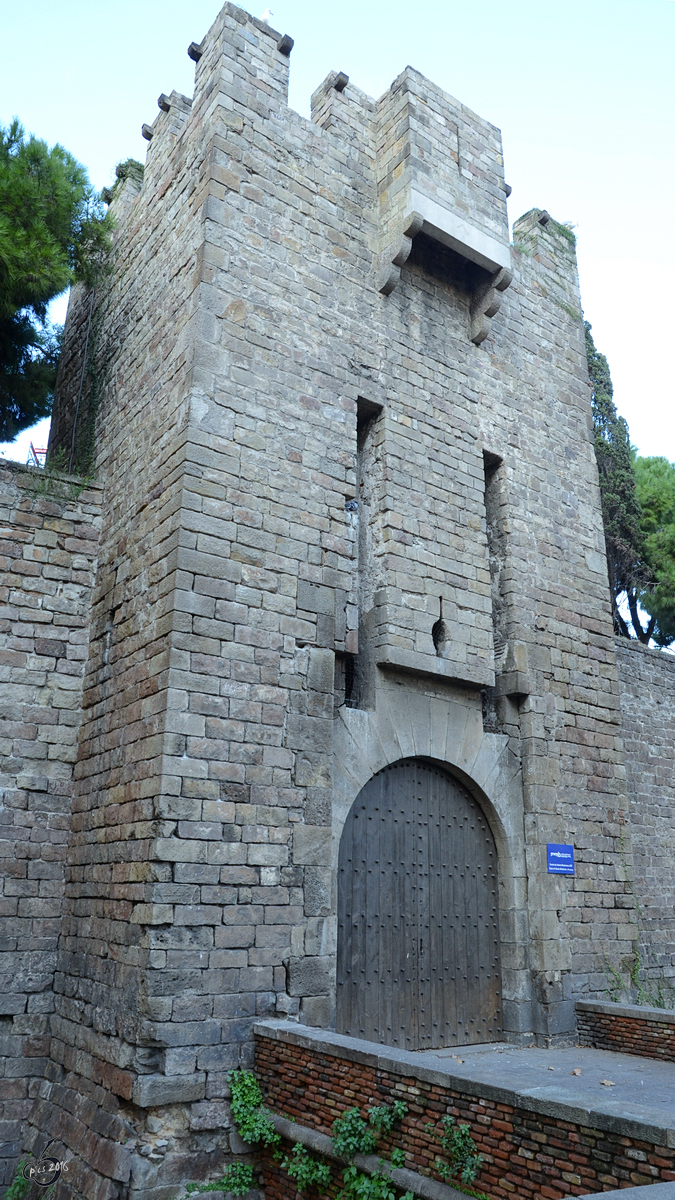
(616, 638, 675, 986)
(0, 465, 101, 1192)
(0, 2, 646, 1196)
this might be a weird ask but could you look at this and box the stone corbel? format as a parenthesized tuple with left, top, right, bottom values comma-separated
(377, 212, 424, 296)
(470, 266, 513, 345)
(494, 638, 531, 699)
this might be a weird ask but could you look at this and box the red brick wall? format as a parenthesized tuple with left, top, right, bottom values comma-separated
(577, 1005, 675, 1064)
(255, 1031, 675, 1198)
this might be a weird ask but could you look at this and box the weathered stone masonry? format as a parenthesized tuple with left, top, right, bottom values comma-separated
(0, 466, 101, 1190)
(0, 3, 673, 1197)
(615, 639, 675, 983)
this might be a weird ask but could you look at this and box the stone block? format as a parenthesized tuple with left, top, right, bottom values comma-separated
(297, 581, 334, 616)
(293, 826, 331, 866)
(132, 1073, 206, 1107)
(303, 867, 332, 916)
(287, 956, 332, 997)
(294, 756, 332, 788)
(188, 1100, 232, 1131)
(130, 905, 173, 925)
(299, 995, 334, 1028)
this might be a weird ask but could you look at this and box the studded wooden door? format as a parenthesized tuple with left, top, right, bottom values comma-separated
(336, 759, 502, 1050)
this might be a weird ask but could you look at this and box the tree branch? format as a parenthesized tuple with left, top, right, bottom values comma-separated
(614, 602, 632, 640)
(646, 613, 657, 644)
(627, 590, 649, 643)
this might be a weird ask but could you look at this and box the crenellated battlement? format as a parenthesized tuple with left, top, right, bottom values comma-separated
(95, 2, 519, 336)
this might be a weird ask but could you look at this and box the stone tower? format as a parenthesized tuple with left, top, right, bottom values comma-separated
(3, 3, 642, 1196)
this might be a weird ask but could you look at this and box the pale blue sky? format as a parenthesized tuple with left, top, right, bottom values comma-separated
(1, 0, 673, 461)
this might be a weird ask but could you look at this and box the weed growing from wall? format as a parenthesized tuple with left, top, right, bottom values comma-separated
(22, 446, 94, 502)
(227, 1069, 280, 1148)
(182, 1164, 255, 1197)
(330, 1102, 413, 1198)
(279, 1144, 332, 1192)
(601, 811, 675, 1008)
(194, 1069, 491, 1199)
(425, 1116, 485, 1193)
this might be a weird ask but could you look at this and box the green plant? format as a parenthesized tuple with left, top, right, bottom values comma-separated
(332, 1108, 378, 1158)
(366, 1101, 408, 1134)
(431, 1115, 482, 1187)
(112, 158, 145, 193)
(23, 445, 94, 501)
(4, 1157, 31, 1199)
(602, 955, 626, 1004)
(279, 1143, 332, 1192)
(389, 1148, 405, 1169)
(552, 297, 583, 322)
(4, 1151, 59, 1198)
(182, 1162, 255, 1196)
(600, 813, 675, 1009)
(227, 1069, 280, 1147)
(604, 948, 675, 1010)
(338, 1163, 413, 1200)
(549, 217, 577, 247)
(0, 118, 113, 440)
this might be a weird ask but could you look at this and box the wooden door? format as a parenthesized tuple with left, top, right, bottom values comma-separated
(336, 759, 501, 1050)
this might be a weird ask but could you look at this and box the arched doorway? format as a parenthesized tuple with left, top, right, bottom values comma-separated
(336, 758, 502, 1050)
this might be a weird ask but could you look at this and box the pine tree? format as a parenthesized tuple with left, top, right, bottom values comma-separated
(634, 455, 675, 648)
(0, 119, 111, 441)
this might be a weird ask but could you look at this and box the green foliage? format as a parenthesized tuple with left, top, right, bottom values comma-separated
(182, 1162, 255, 1196)
(113, 158, 145, 193)
(603, 949, 675, 1010)
(337, 1163, 413, 1200)
(279, 1143, 332, 1192)
(22, 445, 93, 502)
(633, 455, 675, 647)
(0, 311, 61, 441)
(0, 118, 112, 440)
(586, 320, 651, 639)
(331, 1101, 412, 1198)
(587, 322, 675, 646)
(429, 1115, 482, 1187)
(227, 1069, 280, 1148)
(4, 1158, 31, 1199)
(549, 217, 577, 247)
(331, 1109, 378, 1159)
(366, 1102, 408, 1135)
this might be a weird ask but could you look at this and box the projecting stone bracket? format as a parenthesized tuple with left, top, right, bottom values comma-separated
(377, 192, 513, 344)
(470, 265, 513, 346)
(376, 212, 424, 296)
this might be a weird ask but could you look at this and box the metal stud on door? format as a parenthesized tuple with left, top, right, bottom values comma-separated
(336, 759, 502, 1050)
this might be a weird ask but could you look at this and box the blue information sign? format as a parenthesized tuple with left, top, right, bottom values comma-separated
(547, 844, 575, 874)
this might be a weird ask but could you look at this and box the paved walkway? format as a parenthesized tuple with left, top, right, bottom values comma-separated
(416, 1041, 675, 1131)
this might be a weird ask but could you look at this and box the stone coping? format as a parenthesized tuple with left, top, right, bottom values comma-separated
(271, 1114, 469, 1200)
(577, 999, 675, 1025)
(254, 1020, 675, 1148)
(584, 1185, 675, 1199)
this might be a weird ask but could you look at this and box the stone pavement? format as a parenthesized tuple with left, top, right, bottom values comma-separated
(422, 1041, 675, 1132)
